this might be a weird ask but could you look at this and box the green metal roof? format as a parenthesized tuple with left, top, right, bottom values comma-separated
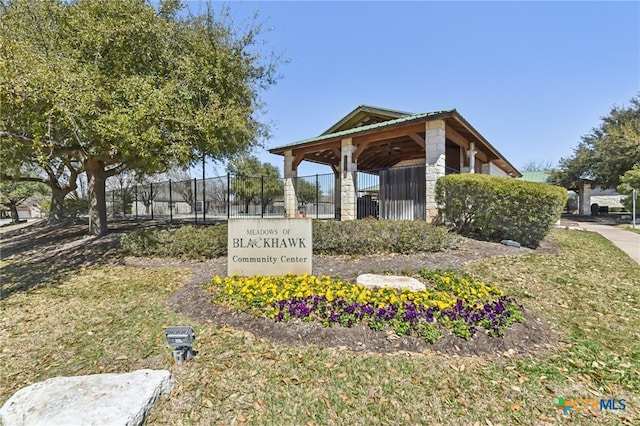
(322, 104, 414, 135)
(270, 109, 455, 152)
(353, 104, 414, 116)
(519, 171, 552, 183)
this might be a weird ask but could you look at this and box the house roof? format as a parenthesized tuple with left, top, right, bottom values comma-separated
(269, 106, 521, 177)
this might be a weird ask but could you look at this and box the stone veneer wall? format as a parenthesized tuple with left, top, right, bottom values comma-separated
(340, 139, 357, 220)
(425, 120, 446, 222)
(283, 150, 298, 218)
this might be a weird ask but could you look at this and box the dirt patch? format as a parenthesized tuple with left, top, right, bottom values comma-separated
(2, 219, 561, 357)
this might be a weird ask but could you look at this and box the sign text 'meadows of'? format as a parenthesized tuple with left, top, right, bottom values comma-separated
(227, 218, 312, 276)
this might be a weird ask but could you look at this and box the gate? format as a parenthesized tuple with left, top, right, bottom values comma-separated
(379, 165, 425, 220)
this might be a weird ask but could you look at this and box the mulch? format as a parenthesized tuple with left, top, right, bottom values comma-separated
(126, 235, 561, 358)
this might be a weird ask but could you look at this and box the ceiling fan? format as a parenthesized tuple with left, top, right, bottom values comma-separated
(387, 142, 402, 156)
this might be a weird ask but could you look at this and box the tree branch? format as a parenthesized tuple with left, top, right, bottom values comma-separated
(0, 173, 47, 184)
(104, 163, 127, 178)
(0, 131, 35, 144)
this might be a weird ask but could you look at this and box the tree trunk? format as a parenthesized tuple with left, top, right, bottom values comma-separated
(48, 188, 67, 223)
(86, 158, 108, 235)
(9, 203, 20, 224)
(262, 198, 272, 212)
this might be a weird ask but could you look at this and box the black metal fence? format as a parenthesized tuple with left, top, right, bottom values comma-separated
(293, 173, 336, 219)
(105, 164, 448, 223)
(105, 173, 336, 222)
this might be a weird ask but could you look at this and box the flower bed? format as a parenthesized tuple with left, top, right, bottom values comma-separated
(207, 270, 524, 343)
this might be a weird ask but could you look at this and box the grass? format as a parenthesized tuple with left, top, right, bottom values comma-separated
(1, 229, 639, 425)
(615, 223, 640, 235)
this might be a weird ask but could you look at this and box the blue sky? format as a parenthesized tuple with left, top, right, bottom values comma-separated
(199, 1, 640, 177)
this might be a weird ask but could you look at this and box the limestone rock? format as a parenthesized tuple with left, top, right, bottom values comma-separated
(500, 239, 521, 248)
(0, 369, 174, 426)
(356, 274, 425, 292)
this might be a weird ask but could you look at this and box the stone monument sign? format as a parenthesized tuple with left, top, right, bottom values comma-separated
(227, 218, 312, 276)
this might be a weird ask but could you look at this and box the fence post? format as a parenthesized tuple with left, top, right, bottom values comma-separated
(261, 175, 264, 218)
(633, 188, 637, 229)
(194, 177, 198, 224)
(227, 173, 231, 219)
(316, 174, 319, 219)
(135, 186, 138, 219)
(202, 170, 206, 223)
(150, 183, 154, 220)
(112, 190, 115, 216)
(169, 179, 173, 224)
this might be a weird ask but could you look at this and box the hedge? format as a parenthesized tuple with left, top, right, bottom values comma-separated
(119, 224, 228, 260)
(312, 219, 456, 255)
(436, 174, 568, 247)
(120, 220, 456, 259)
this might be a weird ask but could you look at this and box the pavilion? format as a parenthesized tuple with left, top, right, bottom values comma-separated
(269, 105, 521, 221)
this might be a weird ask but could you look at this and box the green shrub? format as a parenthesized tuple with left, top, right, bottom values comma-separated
(119, 224, 228, 259)
(436, 174, 568, 248)
(120, 220, 456, 259)
(39, 197, 88, 217)
(64, 198, 88, 217)
(617, 166, 640, 215)
(312, 219, 456, 255)
(609, 207, 627, 213)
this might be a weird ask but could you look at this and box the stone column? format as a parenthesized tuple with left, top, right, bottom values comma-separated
(578, 183, 591, 215)
(468, 142, 476, 174)
(284, 150, 298, 218)
(425, 120, 446, 222)
(340, 138, 357, 221)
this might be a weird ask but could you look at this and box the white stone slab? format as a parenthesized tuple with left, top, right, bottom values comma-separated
(0, 369, 173, 426)
(356, 274, 426, 292)
(228, 218, 312, 276)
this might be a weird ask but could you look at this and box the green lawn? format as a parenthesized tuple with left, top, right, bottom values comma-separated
(1, 230, 638, 425)
(616, 223, 640, 235)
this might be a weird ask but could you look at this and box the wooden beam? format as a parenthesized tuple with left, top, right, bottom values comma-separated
(353, 141, 371, 162)
(352, 122, 425, 144)
(445, 125, 470, 150)
(292, 152, 305, 170)
(292, 142, 340, 157)
(408, 132, 425, 149)
(287, 142, 343, 170)
(321, 151, 336, 161)
(474, 149, 488, 163)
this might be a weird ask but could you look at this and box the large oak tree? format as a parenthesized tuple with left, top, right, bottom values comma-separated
(0, 0, 280, 234)
(227, 155, 283, 214)
(550, 95, 640, 190)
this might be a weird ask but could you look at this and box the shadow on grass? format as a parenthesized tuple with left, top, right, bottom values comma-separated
(0, 219, 137, 301)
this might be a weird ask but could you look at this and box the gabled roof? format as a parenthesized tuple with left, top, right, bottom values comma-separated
(269, 106, 521, 177)
(322, 104, 413, 135)
(272, 109, 454, 151)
